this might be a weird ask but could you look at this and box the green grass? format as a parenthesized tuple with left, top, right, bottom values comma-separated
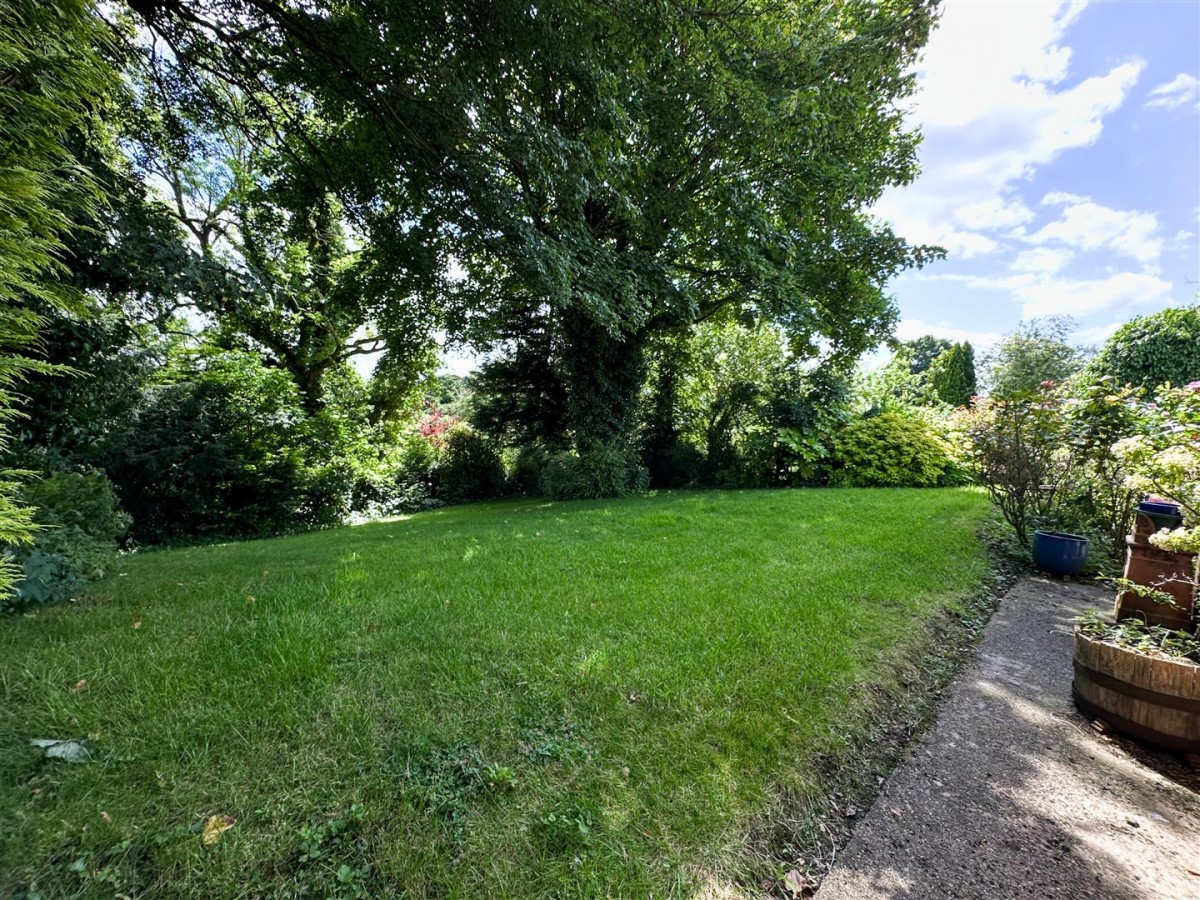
(0, 488, 990, 898)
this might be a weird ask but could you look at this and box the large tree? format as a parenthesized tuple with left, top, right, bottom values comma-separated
(122, 67, 440, 418)
(983, 316, 1085, 398)
(928, 341, 976, 407)
(130, 0, 941, 484)
(902, 335, 952, 375)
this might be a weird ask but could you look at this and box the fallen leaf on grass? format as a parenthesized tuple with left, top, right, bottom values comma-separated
(132, 618, 142, 630)
(782, 869, 807, 895)
(201, 815, 236, 847)
(72, 679, 88, 694)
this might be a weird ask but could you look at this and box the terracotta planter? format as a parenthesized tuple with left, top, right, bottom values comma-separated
(1073, 629, 1200, 753)
(1114, 535, 1196, 631)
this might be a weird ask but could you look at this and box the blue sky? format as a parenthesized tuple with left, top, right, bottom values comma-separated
(876, 0, 1200, 353)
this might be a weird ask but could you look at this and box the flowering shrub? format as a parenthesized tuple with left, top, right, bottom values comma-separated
(1113, 381, 1200, 555)
(416, 409, 461, 448)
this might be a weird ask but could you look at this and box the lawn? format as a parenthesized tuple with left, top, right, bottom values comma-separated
(0, 488, 990, 898)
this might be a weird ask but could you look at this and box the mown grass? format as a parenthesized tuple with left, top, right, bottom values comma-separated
(0, 488, 990, 898)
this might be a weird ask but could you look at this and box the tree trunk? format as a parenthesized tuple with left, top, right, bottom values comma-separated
(558, 309, 646, 454)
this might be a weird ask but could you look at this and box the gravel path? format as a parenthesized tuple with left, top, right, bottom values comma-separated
(818, 577, 1200, 900)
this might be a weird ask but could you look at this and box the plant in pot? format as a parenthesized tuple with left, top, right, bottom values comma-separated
(1072, 383, 1200, 752)
(1072, 613, 1200, 752)
(1110, 383, 1200, 628)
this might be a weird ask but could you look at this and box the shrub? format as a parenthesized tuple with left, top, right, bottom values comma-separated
(539, 444, 649, 500)
(961, 390, 1082, 546)
(643, 439, 705, 489)
(98, 352, 389, 542)
(766, 367, 854, 486)
(383, 429, 444, 512)
(831, 412, 954, 488)
(1058, 378, 1144, 560)
(433, 428, 505, 504)
(101, 379, 305, 543)
(6, 471, 130, 609)
(1114, 381, 1200, 556)
(506, 446, 549, 496)
(1088, 305, 1200, 391)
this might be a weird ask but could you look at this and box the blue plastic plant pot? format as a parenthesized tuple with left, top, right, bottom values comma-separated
(1138, 500, 1182, 517)
(1137, 500, 1184, 531)
(1032, 531, 1089, 577)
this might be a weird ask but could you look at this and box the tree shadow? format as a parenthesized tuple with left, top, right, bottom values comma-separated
(816, 580, 1200, 900)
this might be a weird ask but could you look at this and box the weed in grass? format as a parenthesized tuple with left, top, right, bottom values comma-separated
(293, 804, 370, 898)
(533, 796, 603, 857)
(386, 742, 518, 841)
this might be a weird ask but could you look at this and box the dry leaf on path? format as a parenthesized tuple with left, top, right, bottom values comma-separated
(201, 815, 236, 847)
(782, 869, 808, 895)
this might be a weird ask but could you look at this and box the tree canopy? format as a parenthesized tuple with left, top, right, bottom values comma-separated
(982, 316, 1085, 398)
(128, 0, 943, 469)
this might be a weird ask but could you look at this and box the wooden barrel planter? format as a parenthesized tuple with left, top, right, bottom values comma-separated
(1073, 629, 1200, 753)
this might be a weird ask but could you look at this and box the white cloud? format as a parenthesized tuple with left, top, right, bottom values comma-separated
(954, 198, 1035, 231)
(873, 1, 1144, 258)
(939, 229, 999, 259)
(1073, 321, 1124, 347)
(1146, 73, 1200, 111)
(1168, 229, 1196, 254)
(1017, 271, 1172, 319)
(894, 318, 1003, 349)
(935, 270, 1173, 320)
(1011, 247, 1074, 275)
(1027, 193, 1163, 264)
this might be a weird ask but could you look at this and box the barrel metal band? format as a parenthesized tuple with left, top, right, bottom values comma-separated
(1073, 661, 1200, 713)
(1073, 691, 1199, 754)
